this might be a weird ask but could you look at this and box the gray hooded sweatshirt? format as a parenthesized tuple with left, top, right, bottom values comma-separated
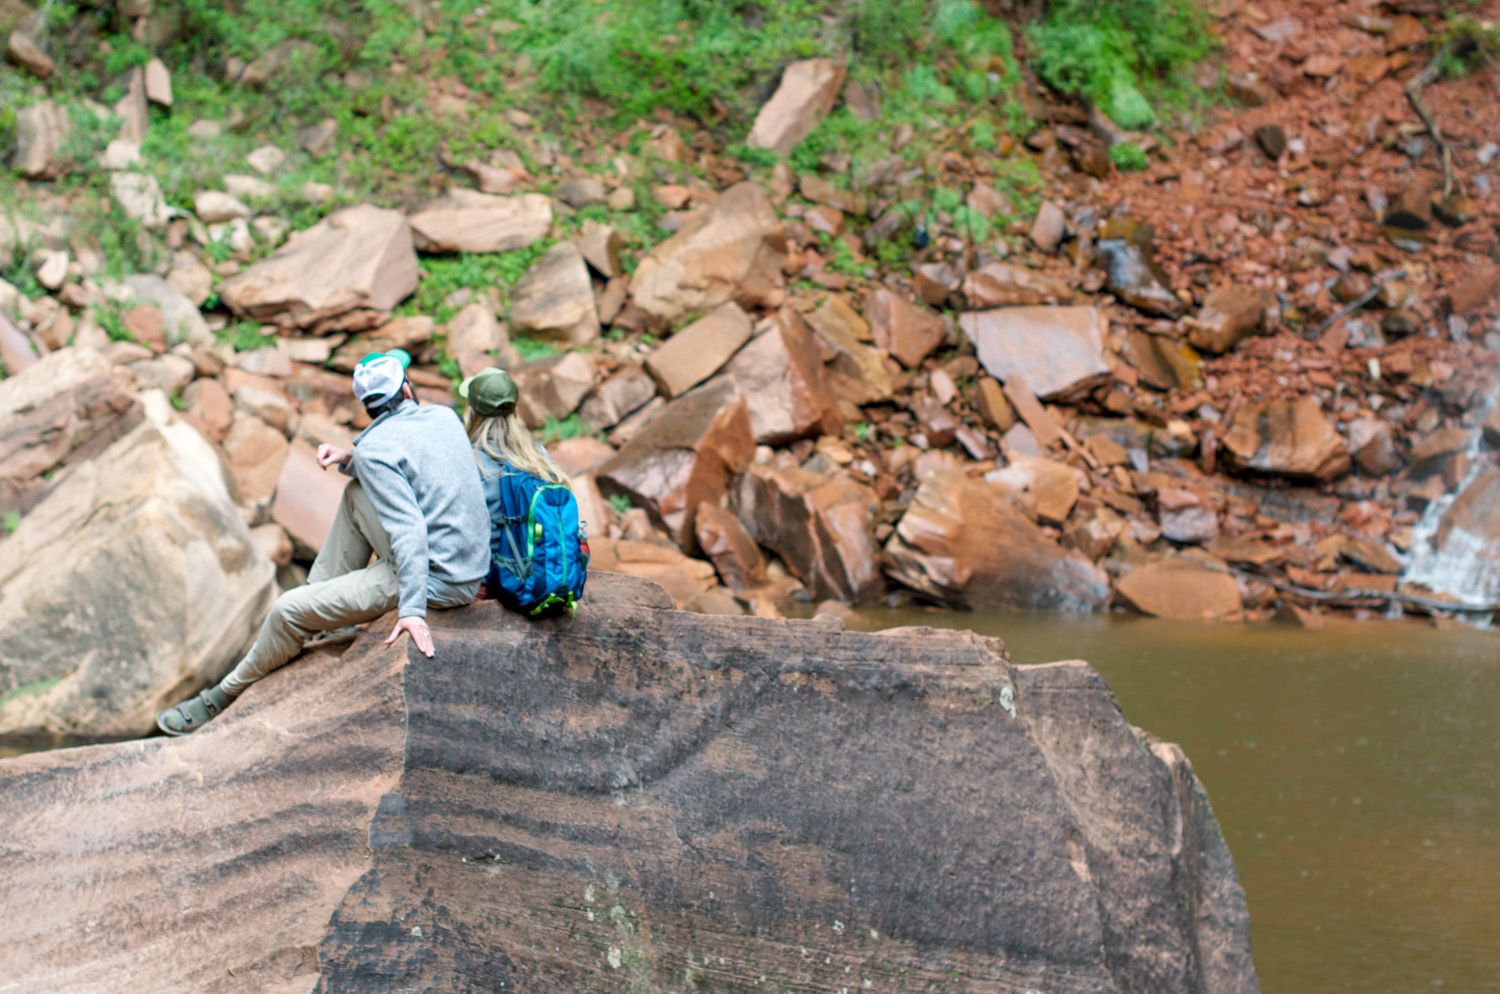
(348, 399, 489, 618)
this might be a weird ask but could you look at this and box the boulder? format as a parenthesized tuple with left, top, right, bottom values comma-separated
(194, 189, 251, 223)
(1095, 239, 1183, 318)
(1222, 397, 1350, 481)
(575, 219, 624, 278)
(444, 301, 512, 379)
(885, 470, 1110, 611)
(1030, 200, 1067, 252)
(1114, 559, 1243, 621)
(807, 294, 896, 405)
(962, 263, 1074, 309)
(513, 352, 597, 429)
(10, 99, 68, 178)
(112, 67, 148, 144)
(725, 309, 841, 445)
(222, 412, 290, 505)
(0, 356, 274, 741)
(144, 57, 172, 106)
(1121, 330, 1202, 391)
(985, 455, 1082, 525)
(735, 455, 882, 604)
(269, 438, 349, 556)
(509, 242, 601, 347)
(644, 301, 753, 399)
(586, 538, 718, 608)
(555, 175, 607, 210)
(1347, 418, 1399, 475)
(0, 311, 40, 376)
(0, 575, 1257, 994)
(179, 378, 235, 443)
(1186, 286, 1272, 354)
(694, 501, 766, 591)
(578, 365, 657, 431)
(408, 190, 552, 254)
(597, 377, 755, 551)
(109, 172, 172, 228)
(547, 437, 616, 478)
(123, 274, 214, 349)
(745, 58, 846, 156)
(6, 30, 54, 79)
(959, 306, 1111, 399)
(865, 287, 946, 369)
(218, 205, 419, 333)
(630, 182, 786, 326)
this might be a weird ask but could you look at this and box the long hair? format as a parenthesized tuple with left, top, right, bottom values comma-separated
(464, 408, 571, 488)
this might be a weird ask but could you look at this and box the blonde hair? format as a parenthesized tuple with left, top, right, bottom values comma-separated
(465, 408, 571, 488)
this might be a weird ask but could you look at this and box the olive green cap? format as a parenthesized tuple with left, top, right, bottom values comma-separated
(458, 366, 519, 416)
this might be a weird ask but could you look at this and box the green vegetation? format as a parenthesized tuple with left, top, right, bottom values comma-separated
(1109, 142, 1151, 172)
(1, 510, 20, 535)
(1026, 0, 1217, 128)
(606, 493, 633, 515)
(536, 413, 596, 445)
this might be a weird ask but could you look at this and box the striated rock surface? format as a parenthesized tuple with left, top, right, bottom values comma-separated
(959, 306, 1111, 399)
(885, 470, 1110, 611)
(630, 182, 786, 326)
(0, 573, 1258, 994)
(408, 189, 552, 254)
(218, 205, 419, 333)
(0, 351, 274, 742)
(1222, 397, 1350, 482)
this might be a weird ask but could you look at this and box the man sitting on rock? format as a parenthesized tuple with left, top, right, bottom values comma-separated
(156, 350, 490, 736)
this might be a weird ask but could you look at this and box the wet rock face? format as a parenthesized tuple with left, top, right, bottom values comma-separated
(885, 470, 1111, 611)
(0, 573, 1258, 994)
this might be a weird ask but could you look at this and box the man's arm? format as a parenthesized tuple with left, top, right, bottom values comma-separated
(352, 451, 436, 655)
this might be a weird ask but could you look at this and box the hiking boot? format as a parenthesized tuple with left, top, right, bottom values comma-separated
(155, 685, 233, 736)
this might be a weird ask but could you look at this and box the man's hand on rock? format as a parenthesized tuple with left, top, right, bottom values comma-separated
(385, 616, 435, 657)
(317, 444, 354, 470)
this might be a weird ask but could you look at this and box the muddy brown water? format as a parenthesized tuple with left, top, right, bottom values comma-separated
(3, 614, 1494, 993)
(854, 608, 1500, 994)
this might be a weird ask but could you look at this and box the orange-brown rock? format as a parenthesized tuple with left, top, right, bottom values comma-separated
(959, 307, 1110, 399)
(1447, 263, 1500, 315)
(586, 537, 718, 607)
(445, 301, 512, 378)
(547, 437, 616, 478)
(1222, 397, 1350, 482)
(1347, 418, 1399, 476)
(222, 411, 290, 505)
(975, 377, 1015, 431)
(865, 287, 947, 369)
(806, 294, 896, 405)
(1409, 426, 1472, 470)
(509, 242, 601, 347)
(986, 455, 1081, 525)
(179, 377, 235, 443)
(1062, 505, 1127, 561)
(513, 352, 597, 429)
(735, 454, 882, 603)
(1114, 559, 1243, 621)
(597, 377, 754, 551)
(270, 438, 349, 555)
(644, 301, 753, 398)
(630, 182, 786, 326)
(219, 205, 419, 333)
(0, 574, 1258, 994)
(726, 309, 841, 444)
(962, 263, 1074, 309)
(694, 501, 766, 591)
(1186, 286, 1272, 354)
(745, 58, 845, 156)
(578, 364, 657, 431)
(408, 189, 552, 254)
(885, 470, 1110, 611)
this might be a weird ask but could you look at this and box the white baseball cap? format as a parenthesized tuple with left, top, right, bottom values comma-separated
(352, 351, 410, 404)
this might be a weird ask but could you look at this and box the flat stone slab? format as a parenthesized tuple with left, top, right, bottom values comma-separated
(959, 306, 1111, 399)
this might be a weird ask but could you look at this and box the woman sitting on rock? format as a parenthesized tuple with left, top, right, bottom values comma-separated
(460, 367, 589, 616)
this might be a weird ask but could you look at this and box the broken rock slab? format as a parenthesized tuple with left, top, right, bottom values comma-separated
(218, 205, 419, 333)
(408, 190, 552, 254)
(885, 470, 1110, 611)
(959, 306, 1111, 399)
(866, 287, 947, 369)
(578, 364, 657, 432)
(0, 571, 1258, 994)
(1114, 559, 1243, 621)
(1222, 397, 1351, 482)
(513, 351, 597, 429)
(644, 301, 753, 399)
(0, 355, 274, 742)
(596, 376, 755, 552)
(630, 181, 786, 327)
(725, 308, 841, 445)
(746, 58, 846, 156)
(1185, 285, 1273, 355)
(735, 454, 883, 604)
(509, 241, 600, 347)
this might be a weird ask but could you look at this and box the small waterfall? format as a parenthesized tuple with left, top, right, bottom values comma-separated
(1402, 387, 1500, 609)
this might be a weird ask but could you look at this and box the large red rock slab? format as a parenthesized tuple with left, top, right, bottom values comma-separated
(218, 205, 419, 333)
(596, 377, 755, 551)
(865, 287, 946, 369)
(885, 470, 1110, 611)
(644, 301, 753, 398)
(630, 182, 786, 326)
(735, 455, 882, 604)
(745, 58, 845, 156)
(578, 364, 657, 431)
(1185, 285, 1272, 354)
(270, 438, 349, 556)
(0, 573, 1258, 994)
(513, 351, 597, 428)
(694, 501, 766, 591)
(725, 308, 841, 444)
(1114, 559, 1244, 621)
(408, 189, 551, 254)
(509, 242, 601, 347)
(1222, 397, 1350, 482)
(806, 294, 896, 405)
(958, 306, 1111, 399)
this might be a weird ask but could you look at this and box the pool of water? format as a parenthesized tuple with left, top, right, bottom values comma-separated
(853, 608, 1500, 994)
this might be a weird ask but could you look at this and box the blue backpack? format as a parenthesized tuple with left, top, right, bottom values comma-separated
(487, 468, 589, 617)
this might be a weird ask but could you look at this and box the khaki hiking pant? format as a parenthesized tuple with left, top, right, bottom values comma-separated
(218, 479, 480, 697)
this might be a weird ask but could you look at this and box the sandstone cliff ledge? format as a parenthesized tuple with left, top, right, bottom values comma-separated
(0, 573, 1258, 994)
